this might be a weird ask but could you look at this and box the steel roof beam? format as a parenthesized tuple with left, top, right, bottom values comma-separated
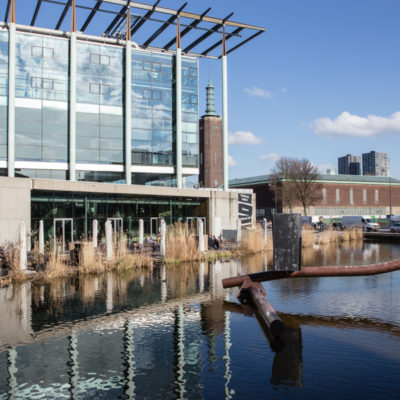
(103, 4, 128, 36)
(201, 26, 243, 56)
(55, 0, 71, 30)
(183, 12, 233, 53)
(31, 0, 44, 26)
(80, 0, 103, 32)
(163, 7, 210, 50)
(130, 0, 160, 36)
(4, 0, 11, 22)
(143, 2, 186, 48)
(104, 0, 265, 31)
(222, 30, 264, 58)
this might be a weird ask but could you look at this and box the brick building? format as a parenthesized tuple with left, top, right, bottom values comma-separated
(199, 82, 223, 188)
(229, 174, 400, 220)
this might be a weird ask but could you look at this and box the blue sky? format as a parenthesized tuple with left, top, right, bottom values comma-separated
(9, 0, 400, 178)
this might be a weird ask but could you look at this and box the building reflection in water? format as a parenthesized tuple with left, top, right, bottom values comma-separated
(0, 243, 399, 398)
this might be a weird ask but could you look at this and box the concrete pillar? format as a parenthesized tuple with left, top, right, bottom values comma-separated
(263, 218, 268, 247)
(38, 220, 44, 255)
(138, 219, 144, 247)
(160, 219, 166, 257)
(222, 52, 229, 191)
(236, 219, 241, 244)
(105, 220, 113, 261)
(125, 41, 132, 185)
(7, 23, 16, 177)
(175, 48, 183, 188)
(161, 264, 167, 302)
(69, 32, 77, 181)
(198, 219, 204, 253)
(92, 219, 98, 249)
(19, 221, 27, 271)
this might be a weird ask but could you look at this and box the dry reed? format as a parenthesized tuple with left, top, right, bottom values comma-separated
(165, 222, 200, 262)
(114, 251, 153, 269)
(44, 251, 73, 280)
(78, 241, 105, 273)
(239, 228, 267, 254)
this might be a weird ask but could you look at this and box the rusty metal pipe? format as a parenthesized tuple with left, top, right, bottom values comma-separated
(246, 285, 285, 337)
(222, 258, 400, 289)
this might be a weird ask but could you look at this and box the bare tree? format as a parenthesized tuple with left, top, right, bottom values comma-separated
(270, 157, 298, 213)
(271, 157, 322, 215)
(293, 159, 322, 215)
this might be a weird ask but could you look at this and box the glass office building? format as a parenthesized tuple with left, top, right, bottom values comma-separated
(0, 26, 199, 186)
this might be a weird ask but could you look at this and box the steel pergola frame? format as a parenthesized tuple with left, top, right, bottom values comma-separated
(4, 0, 265, 59)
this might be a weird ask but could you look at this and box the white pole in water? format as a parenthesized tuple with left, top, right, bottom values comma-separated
(92, 219, 98, 249)
(198, 219, 205, 253)
(263, 218, 268, 247)
(138, 219, 144, 247)
(160, 219, 166, 257)
(236, 219, 242, 244)
(39, 220, 44, 255)
(105, 220, 113, 261)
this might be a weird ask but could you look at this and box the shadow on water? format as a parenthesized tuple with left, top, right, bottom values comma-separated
(0, 240, 399, 398)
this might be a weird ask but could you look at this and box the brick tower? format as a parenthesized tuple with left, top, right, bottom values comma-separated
(199, 81, 223, 188)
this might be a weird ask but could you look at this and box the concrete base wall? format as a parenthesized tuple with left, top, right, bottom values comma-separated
(208, 190, 239, 236)
(0, 177, 31, 247)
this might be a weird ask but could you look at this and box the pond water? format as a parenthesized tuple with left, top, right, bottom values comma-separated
(0, 240, 399, 399)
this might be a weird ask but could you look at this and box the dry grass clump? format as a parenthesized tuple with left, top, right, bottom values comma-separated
(166, 222, 200, 262)
(317, 229, 335, 245)
(4, 243, 27, 283)
(78, 241, 105, 273)
(114, 251, 153, 269)
(44, 251, 73, 280)
(239, 228, 267, 254)
(301, 227, 315, 248)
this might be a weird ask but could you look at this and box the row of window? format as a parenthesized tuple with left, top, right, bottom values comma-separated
(322, 188, 380, 204)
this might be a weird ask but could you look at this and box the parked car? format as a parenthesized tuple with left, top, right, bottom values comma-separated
(390, 222, 400, 233)
(341, 216, 380, 232)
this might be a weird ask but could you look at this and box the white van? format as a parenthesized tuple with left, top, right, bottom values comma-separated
(341, 216, 380, 231)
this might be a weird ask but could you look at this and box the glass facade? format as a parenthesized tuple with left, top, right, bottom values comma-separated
(2, 27, 199, 184)
(0, 30, 8, 160)
(15, 32, 69, 162)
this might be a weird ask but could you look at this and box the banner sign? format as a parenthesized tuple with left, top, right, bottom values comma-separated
(238, 193, 253, 226)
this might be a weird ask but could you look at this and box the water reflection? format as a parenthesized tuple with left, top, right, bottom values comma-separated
(0, 241, 399, 399)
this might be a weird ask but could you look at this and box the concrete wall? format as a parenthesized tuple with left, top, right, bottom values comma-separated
(0, 177, 31, 246)
(208, 190, 239, 236)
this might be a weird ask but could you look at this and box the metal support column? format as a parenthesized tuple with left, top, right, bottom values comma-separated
(69, 1, 77, 181)
(125, 8, 132, 184)
(175, 18, 183, 188)
(222, 26, 229, 191)
(7, 22, 15, 177)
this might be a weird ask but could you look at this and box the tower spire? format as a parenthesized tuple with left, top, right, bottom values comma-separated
(205, 81, 217, 116)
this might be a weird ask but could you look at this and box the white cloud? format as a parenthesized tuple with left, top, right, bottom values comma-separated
(229, 131, 263, 145)
(228, 155, 237, 167)
(311, 111, 400, 137)
(244, 86, 272, 99)
(259, 153, 280, 162)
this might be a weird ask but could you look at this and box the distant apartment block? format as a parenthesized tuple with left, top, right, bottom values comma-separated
(338, 154, 361, 175)
(362, 151, 389, 176)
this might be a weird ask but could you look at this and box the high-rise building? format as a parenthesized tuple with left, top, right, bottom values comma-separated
(338, 154, 361, 175)
(199, 82, 223, 188)
(362, 151, 389, 176)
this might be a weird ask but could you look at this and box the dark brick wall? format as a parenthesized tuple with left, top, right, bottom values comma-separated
(199, 116, 223, 188)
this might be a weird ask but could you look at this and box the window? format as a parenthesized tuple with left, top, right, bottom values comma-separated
(100, 85, 110, 95)
(336, 188, 340, 203)
(143, 61, 152, 71)
(375, 189, 379, 203)
(350, 188, 354, 205)
(31, 77, 53, 89)
(189, 68, 197, 77)
(90, 54, 110, 65)
(143, 89, 152, 99)
(363, 189, 367, 203)
(31, 46, 54, 59)
(189, 95, 198, 104)
(89, 83, 100, 94)
(322, 188, 327, 203)
(142, 89, 161, 100)
(152, 63, 161, 72)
